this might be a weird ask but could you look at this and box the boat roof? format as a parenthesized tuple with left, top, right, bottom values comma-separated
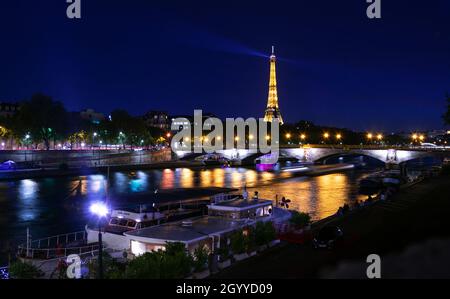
(124, 216, 247, 244)
(208, 199, 272, 212)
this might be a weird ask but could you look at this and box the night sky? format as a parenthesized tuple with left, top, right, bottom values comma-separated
(0, 0, 449, 131)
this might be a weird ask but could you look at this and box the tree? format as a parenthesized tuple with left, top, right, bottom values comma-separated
(12, 94, 69, 150)
(444, 93, 450, 126)
(124, 242, 192, 279)
(230, 229, 248, 254)
(68, 130, 88, 149)
(289, 211, 311, 229)
(108, 110, 153, 149)
(192, 246, 209, 272)
(9, 260, 43, 279)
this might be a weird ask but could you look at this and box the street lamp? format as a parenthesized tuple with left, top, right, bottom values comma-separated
(300, 134, 306, 142)
(323, 133, 329, 144)
(90, 202, 109, 279)
(377, 134, 383, 141)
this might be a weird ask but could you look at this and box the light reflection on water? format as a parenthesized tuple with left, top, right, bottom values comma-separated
(0, 167, 370, 262)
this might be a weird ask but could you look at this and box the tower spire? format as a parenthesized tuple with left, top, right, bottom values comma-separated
(264, 46, 284, 124)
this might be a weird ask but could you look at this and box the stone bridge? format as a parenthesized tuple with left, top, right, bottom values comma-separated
(174, 146, 449, 165)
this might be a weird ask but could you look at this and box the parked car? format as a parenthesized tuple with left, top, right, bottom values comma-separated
(313, 225, 343, 249)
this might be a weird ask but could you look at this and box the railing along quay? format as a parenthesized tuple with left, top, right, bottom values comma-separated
(17, 231, 100, 260)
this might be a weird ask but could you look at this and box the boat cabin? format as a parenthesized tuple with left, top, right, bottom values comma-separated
(124, 194, 274, 256)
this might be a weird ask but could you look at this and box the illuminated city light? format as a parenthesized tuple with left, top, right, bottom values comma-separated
(89, 202, 109, 217)
(323, 133, 329, 139)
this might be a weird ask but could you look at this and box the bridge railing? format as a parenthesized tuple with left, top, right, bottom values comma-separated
(284, 144, 449, 151)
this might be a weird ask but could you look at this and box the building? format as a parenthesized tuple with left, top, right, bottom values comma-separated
(143, 111, 169, 130)
(263, 46, 284, 125)
(80, 108, 105, 124)
(125, 194, 276, 255)
(0, 102, 20, 118)
(170, 112, 218, 133)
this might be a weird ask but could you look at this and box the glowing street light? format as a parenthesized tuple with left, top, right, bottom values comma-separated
(234, 136, 240, 142)
(323, 133, 329, 139)
(377, 134, 383, 141)
(89, 201, 109, 279)
(300, 134, 306, 141)
(285, 133, 291, 139)
(419, 135, 425, 142)
(412, 134, 418, 140)
(265, 135, 271, 141)
(166, 132, 171, 138)
(90, 202, 109, 217)
(336, 134, 342, 140)
(249, 134, 254, 140)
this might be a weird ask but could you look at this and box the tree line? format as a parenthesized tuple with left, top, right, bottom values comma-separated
(0, 94, 161, 150)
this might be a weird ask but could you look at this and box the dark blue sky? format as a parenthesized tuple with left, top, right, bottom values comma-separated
(0, 0, 449, 131)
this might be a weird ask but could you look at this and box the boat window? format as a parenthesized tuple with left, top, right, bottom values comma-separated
(118, 219, 128, 226)
(110, 218, 119, 225)
(127, 221, 137, 228)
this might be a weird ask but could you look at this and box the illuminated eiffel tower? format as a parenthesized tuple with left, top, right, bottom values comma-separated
(263, 46, 284, 125)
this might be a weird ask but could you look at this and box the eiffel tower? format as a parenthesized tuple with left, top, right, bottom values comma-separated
(263, 46, 284, 125)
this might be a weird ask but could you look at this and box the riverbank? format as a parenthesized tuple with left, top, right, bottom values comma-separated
(212, 171, 450, 278)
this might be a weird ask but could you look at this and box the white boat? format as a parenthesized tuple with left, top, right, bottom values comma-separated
(86, 203, 206, 251)
(86, 208, 166, 251)
(125, 193, 292, 256)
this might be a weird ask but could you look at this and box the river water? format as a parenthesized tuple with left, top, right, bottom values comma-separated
(0, 164, 376, 262)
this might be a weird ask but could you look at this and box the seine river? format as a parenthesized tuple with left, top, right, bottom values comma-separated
(0, 165, 376, 263)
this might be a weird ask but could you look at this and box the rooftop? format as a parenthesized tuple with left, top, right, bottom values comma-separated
(125, 216, 247, 244)
(209, 198, 273, 211)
